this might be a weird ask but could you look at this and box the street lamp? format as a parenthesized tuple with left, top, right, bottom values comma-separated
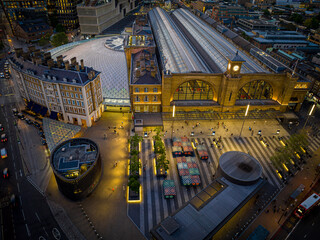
(303, 103, 316, 129)
(239, 104, 250, 138)
(171, 104, 175, 139)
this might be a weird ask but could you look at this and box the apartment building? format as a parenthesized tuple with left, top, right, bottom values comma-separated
(9, 47, 103, 127)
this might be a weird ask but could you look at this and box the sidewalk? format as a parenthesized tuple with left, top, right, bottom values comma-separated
(239, 147, 320, 240)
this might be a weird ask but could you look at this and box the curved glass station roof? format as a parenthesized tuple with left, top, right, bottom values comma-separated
(52, 37, 130, 107)
(148, 8, 210, 74)
(172, 9, 268, 74)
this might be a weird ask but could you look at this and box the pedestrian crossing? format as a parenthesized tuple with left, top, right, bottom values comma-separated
(128, 135, 320, 239)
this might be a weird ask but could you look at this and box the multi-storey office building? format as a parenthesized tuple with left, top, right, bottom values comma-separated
(77, 0, 139, 35)
(9, 48, 103, 127)
(0, 0, 47, 35)
(55, 0, 82, 30)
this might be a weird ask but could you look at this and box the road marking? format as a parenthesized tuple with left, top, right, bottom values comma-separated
(19, 169, 22, 177)
(19, 196, 22, 206)
(15, 172, 18, 180)
(304, 234, 307, 238)
(17, 183, 20, 193)
(43, 227, 49, 236)
(6, 118, 8, 123)
(25, 224, 30, 236)
(35, 212, 41, 222)
(13, 162, 16, 169)
(21, 209, 26, 220)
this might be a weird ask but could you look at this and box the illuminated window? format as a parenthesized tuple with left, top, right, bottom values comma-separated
(237, 80, 273, 100)
(173, 80, 214, 101)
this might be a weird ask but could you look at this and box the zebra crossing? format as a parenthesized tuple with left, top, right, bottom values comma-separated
(128, 135, 320, 239)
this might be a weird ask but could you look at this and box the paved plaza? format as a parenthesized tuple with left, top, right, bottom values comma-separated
(127, 118, 320, 239)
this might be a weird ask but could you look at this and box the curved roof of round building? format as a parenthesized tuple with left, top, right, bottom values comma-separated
(51, 138, 99, 179)
(53, 37, 130, 107)
(219, 151, 262, 185)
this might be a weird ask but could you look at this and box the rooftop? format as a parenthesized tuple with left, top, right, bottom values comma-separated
(151, 177, 264, 240)
(57, 37, 130, 106)
(18, 19, 51, 33)
(10, 54, 99, 86)
(51, 138, 98, 179)
(131, 49, 161, 85)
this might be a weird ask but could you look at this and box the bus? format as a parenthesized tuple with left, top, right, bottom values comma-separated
(294, 193, 320, 219)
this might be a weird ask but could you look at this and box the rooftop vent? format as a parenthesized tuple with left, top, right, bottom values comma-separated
(52, 76, 57, 81)
(47, 75, 51, 80)
(63, 78, 68, 82)
(42, 74, 46, 79)
(72, 79, 77, 83)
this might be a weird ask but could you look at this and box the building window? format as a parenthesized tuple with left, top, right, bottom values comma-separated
(144, 88, 148, 92)
(135, 96, 140, 102)
(75, 93, 78, 98)
(237, 80, 273, 100)
(77, 101, 79, 106)
(81, 102, 84, 106)
(80, 94, 83, 99)
(153, 96, 157, 102)
(62, 92, 65, 96)
(66, 92, 69, 97)
(72, 100, 75, 105)
(68, 99, 71, 104)
(144, 96, 148, 102)
(153, 88, 158, 92)
(173, 80, 214, 101)
(153, 106, 158, 112)
(135, 88, 139, 93)
(70, 93, 74, 98)
(135, 106, 140, 112)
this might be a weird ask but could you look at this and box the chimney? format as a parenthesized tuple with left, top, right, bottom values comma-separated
(136, 69, 140, 77)
(64, 60, 70, 70)
(88, 70, 95, 80)
(80, 59, 84, 70)
(44, 52, 52, 60)
(15, 48, 23, 57)
(70, 57, 77, 66)
(76, 62, 80, 72)
(35, 57, 42, 65)
(47, 59, 54, 69)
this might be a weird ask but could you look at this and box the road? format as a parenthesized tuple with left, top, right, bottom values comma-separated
(0, 58, 67, 240)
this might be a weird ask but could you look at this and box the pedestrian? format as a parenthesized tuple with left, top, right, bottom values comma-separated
(231, 133, 233, 136)
(226, 129, 228, 132)
(251, 130, 254, 136)
(112, 187, 114, 192)
(254, 121, 256, 124)
(108, 126, 110, 129)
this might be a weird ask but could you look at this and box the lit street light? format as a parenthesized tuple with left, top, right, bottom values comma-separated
(171, 104, 175, 139)
(239, 104, 250, 138)
(303, 103, 316, 129)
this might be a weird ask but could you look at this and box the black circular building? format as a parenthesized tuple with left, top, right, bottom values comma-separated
(218, 151, 262, 185)
(50, 138, 102, 200)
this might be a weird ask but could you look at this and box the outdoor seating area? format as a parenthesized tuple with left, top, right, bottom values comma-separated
(176, 156, 201, 186)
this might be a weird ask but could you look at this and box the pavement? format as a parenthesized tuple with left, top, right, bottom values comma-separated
(240, 145, 320, 240)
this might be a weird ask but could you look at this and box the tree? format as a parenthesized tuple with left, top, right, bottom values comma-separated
(304, 18, 319, 29)
(55, 23, 65, 33)
(0, 41, 4, 51)
(263, 9, 271, 17)
(38, 33, 51, 46)
(51, 32, 68, 47)
(128, 176, 140, 193)
(290, 13, 304, 24)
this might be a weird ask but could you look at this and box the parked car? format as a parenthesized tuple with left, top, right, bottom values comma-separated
(1, 148, 7, 159)
(0, 124, 3, 131)
(25, 118, 32, 125)
(17, 113, 25, 120)
(0, 72, 4, 78)
(12, 108, 18, 116)
(3, 168, 10, 179)
(1, 134, 7, 142)
(33, 121, 40, 128)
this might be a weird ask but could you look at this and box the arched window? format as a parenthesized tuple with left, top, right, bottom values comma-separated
(173, 80, 214, 101)
(237, 80, 273, 100)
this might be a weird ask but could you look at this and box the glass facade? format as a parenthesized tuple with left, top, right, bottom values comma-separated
(173, 80, 214, 101)
(237, 80, 273, 100)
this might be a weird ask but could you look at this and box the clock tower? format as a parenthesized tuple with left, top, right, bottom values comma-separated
(226, 51, 245, 75)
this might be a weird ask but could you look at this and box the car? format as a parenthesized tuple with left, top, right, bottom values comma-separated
(0, 124, 3, 131)
(41, 138, 47, 145)
(1, 134, 7, 142)
(0, 72, 4, 78)
(3, 168, 10, 179)
(12, 108, 18, 116)
(25, 118, 32, 124)
(17, 113, 25, 120)
(33, 121, 40, 128)
(1, 148, 7, 159)
(144, 132, 148, 137)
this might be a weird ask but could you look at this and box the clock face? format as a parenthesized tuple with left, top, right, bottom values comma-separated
(233, 65, 239, 72)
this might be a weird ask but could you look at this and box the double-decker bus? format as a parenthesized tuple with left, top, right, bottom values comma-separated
(294, 193, 320, 219)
